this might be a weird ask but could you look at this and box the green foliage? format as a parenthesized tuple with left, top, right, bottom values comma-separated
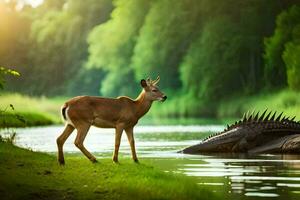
(0, 3, 31, 77)
(3, 0, 112, 96)
(179, 0, 281, 105)
(132, 0, 202, 89)
(149, 92, 217, 118)
(280, 6, 300, 91)
(67, 68, 106, 96)
(180, 17, 242, 100)
(88, 0, 151, 97)
(264, 5, 300, 89)
(1, 0, 300, 118)
(283, 42, 300, 90)
(0, 67, 20, 89)
(218, 89, 300, 121)
(27, 0, 112, 95)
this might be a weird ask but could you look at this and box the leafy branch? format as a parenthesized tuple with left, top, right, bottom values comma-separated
(0, 67, 20, 89)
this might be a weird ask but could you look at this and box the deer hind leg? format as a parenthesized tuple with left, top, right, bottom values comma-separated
(113, 127, 123, 163)
(74, 124, 97, 163)
(125, 127, 138, 163)
(56, 124, 75, 165)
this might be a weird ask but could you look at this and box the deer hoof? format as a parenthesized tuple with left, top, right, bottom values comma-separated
(58, 159, 65, 165)
(91, 158, 98, 163)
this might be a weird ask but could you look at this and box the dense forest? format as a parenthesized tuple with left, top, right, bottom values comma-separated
(1, 0, 300, 117)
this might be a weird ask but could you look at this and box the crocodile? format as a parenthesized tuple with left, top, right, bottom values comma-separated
(181, 110, 300, 154)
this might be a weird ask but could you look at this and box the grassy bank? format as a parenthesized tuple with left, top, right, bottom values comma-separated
(149, 93, 215, 118)
(0, 141, 217, 200)
(0, 112, 54, 128)
(218, 89, 300, 121)
(0, 93, 66, 127)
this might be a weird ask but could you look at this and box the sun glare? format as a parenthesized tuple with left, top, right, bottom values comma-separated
(8, 0, 43, 10)
(25, 0, 43, 7)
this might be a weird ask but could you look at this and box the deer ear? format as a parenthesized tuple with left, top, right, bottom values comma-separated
(140, 79, 148, 88)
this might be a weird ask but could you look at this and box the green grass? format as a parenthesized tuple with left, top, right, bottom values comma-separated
(0, 141, 218, 200)
(0, 93, 66, 127)
(0, 93, 66, 121)
(218, 89, 300, 121)
(149, 93, 217, 118)
(0, 112, 54, 128)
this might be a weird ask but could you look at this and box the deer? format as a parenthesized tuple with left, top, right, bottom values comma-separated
(56, 76, 167, 165)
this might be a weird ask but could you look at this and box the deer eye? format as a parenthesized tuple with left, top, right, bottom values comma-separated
(152, 89, 158, 92)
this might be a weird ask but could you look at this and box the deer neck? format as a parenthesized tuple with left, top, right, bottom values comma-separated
(134, 90, 153, 119)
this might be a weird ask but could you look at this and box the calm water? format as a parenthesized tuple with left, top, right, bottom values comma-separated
(2, 125, 300, 199)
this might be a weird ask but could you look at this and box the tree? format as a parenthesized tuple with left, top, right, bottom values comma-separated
(180, 17, 242, 101)
(87, 0, 151, 97)
(180, 0, 281, 101)
(12, 0, 112, 95)
(284, 43, 300, 90)
(131, 0, 202, 90)
(264, 5, 300, 89)
(1, 0, 113, 96)
(0, 1, 31, 90)
(282, 12, 300, 90)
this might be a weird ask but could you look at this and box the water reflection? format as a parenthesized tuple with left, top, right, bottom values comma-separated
(1, 125, 300, 198)
(178, 153, 300, 198)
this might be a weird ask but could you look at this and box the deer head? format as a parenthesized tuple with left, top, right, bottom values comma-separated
(140, 76, 167, 102)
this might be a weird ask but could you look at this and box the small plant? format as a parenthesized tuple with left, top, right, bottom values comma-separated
(0, 67, 22, 143)
(0, 131, 16, 144)
(0, 103, 26, 145)
(0, 108, 18, 144)
(0, 104, 27, 128)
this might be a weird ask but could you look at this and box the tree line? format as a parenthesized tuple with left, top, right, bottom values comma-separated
(1, 0, 300, 117)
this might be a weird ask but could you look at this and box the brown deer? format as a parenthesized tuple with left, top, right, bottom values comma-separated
(56, 77, 167, 164)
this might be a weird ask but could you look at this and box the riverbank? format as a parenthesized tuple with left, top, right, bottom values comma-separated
(217, 89, 300, 120)
(0, 111, 54, 128)
(0, 140, 216, 200)
(0, 93, 65, 127)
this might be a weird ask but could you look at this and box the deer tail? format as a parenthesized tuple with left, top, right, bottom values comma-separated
(61, 104, 68, 121)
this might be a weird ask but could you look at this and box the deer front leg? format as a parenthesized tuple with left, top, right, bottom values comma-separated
(113, 127, 123, 163)
(125, 127, 138, 163)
